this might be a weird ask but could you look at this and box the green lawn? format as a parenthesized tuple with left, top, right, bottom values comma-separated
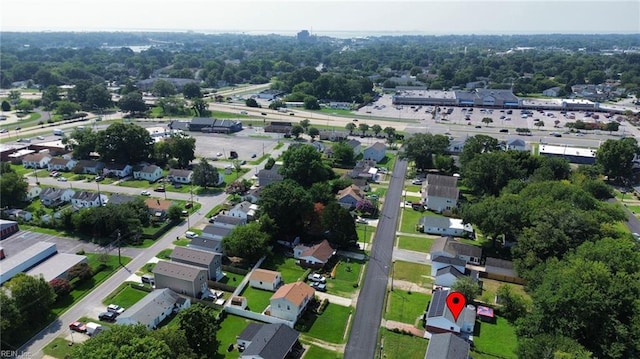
(303, 345, 343, 359)
(315, 108, 354, 116)
(173, 239, 190, 246)
(10, 164, 34, 176)
(43, 337, 74, 359)
(404, 185, 422, 193)
(380, 329, 428, 359)
(472, 317, 519, 359)
(51, 254, 131, 316)
(216, 314, 257, 358)
(378, 153, 397, 171)
(356, 224, 376, 244)
(386, 290, 430, 326)
(302, 304, 352, 344)
(156, 248, 173, 259)
(393, 261, 432, 289)
(118, 179, 154, 189)
(249, 154, 270, 165)
(397, 236, 435, 253)
(239, 286, 273, 313)
(399, 208, 444, 234)
(222, 168, 250, 184)
(218, 271, 245, 288)
(327, 259, 364, 297)
(102, 282, 148, 308)
(260, 255, 307, 283)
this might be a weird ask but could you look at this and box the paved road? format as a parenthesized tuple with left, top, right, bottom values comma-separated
(344, 158, 408, 359)
(19, 144, 291, 358)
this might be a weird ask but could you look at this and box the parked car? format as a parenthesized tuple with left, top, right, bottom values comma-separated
(216, 152, 223, 157)
(69, 321, 87, 333)
(240, 111, 248, 115)
(95, 176, 104, 182)
(154, 186, 165, 192)
(499, 129, 509, 133)
(185, 231, 198, 239)
(311, 282, 327, 292)
(261, 112, 267, 116)
(57, 177, 68, 182)
(50, 171, 58, 177)
(140, 190, 151, 196)
(107, 304, 125, 314)
(98, 311, 117, 322)
(36, 136, 45, 140)
(411, 179, 423, 185)
(475, 125, 482, 128)
(251, 153, 257, 158)
(307, 273, 326, 283)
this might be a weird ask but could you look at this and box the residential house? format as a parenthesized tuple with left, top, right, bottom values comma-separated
(103, 163, 132, 178)
(418, 217, 473, 238)
(543, 86, 561, 97)
(153, 260, 208, 298)
(434, 266, 466, 288)
(39, 188, 75, 208)
(188, 236, 224, 253)
(144, 198, 173, 219)
(337, 185, 364, 210)
(351, 178, 371, 192)
(3, 209, 33, 222)
(74, 160, 105, 174)
(363, 142, 386, 162)
(422, 174, 459, 213)
(167, 169, 193, 184)
(505, 138, 527, 151)
(237, 323, 301, 359)
(171, 246, 223, 281)
(349, 160, 378, 180)
(107, 194, 137, 205)
(133, 165, 163, 182)
(319, 130, 349, 142)
(24, 185, 42, 201)
(229, 201, 257, 220)
(293, 240, 335, 269)
(269, 282, 315, 322)
(47, 158, 77, 172)
(425, 289, 476, 334)
(22, 153, 51, 169)
(257, 165, 283, 187)
(430, 236, 482, 266)
(249, 269, 283, 292)
(424, 333, 470, 359)
(71, 191, 107, 208)
(116, 288, 190, 330)
(242, 187, 262, 204)
(345, 139, 362, 156)
(209, 215, 246, 229)
(201, 225, 232, 241)
(448, 138, 467, 154)
(484, 257, 525, 284)
(430, 256, 467, 277)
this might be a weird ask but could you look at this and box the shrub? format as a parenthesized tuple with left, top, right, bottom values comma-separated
(330, 261, 340, 279)
(50, 278, 71, 296)
(317, 299, 330, 314)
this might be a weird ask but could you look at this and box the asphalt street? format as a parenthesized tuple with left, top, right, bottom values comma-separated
(344, 158, 408, 359)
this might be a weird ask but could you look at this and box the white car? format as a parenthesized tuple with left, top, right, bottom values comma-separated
(185, 231, 198, 239)
(307, 273, 326, 283)
(107, 304, 125, 314)
(216, 152, 223, 157)
(140, 190, 151, 196)
(411, 179, 423, 185)
(355, 217, 368, 224)
(36, 136, 45, 140)
(57, 177, 68, 182)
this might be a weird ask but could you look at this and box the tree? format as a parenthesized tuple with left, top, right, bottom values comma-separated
(85, 84, 113, 110)
(49, 278, 72, 296)
(68, 128, 98, 160)
(596, 137, 639, 181)
(517, 335, 593, 359)
(222, 223, 271, 263)
(402, 133, 450, 171)
(151, 79, 177, 97)
(496, 284, 528, 323)
(0, 172, 28, 207)
(245, 98, 260, 108)
(332, 141, 355, 167)
(55, 100, 81, 116)
(96, 123, 154, 164)
(383, 126, 396, 143)
(358, 123, 370, 136)
(345, 122, 356, 134)
(191, 98, 208, 117)
(192, 158, 219, 189)
(68, 262, 93, 281)
(371, 124, 382, 136)
(321, 202, 358, 248)
(279, 144, 333, 187)
(5, 273, 56, 324)
(290, 124, 304, 139)
(15, 99, 34, 113)
(1, 100, 10, 112)
(118, 91, 147, 114)
(534, 120, 545, 128)
(8, 90, 20, 104)
(604, 121, 620, 134)
(0, 290, 23, 349)
(71, 324, 176, 359)
(41, 85, 60, 109)
(462, 151, 524, 196)
(299, 119, 310, 132)
(177, 303, 220, 358)
(168, 134, 196, 168)
(259, 180, 313, 237)
(308, 127, 320, 140)
(182, 82, 202, 99)
(167, 204, 183, 222)
(459, 134, 501, 167)
(451, 276, 481, 302)
(303, 95, 320, 110)
(481, 117, 493, 126)
(356, 199, 375, 215)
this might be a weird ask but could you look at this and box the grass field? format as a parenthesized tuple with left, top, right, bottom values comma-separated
(356, 224, 376, 244)
(216, 314, 257, 358)
(303, 345, 343, 359)
(472, 317, 519, 359)
(156, 248, 173, 259)
(393, 261, 432, 289)
(479, 279, 531, 305)
(173, 239, 190, 246)
(260, 255, 307, 283)
(239, 286, 273, 313)
(397, 236, 435, 253)
(118, 179, 154, 189)
(380, 329, 428, 359)
(303, 304, 352, 344)
(386, 290, 430, 325)
(327, 259, 364, 297)
(43, 337, 73, 359)
(400, 207, 445, 234)
(102, 282, 148, 308)
(404, 185, 422, 193)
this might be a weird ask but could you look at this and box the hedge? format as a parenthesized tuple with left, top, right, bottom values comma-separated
(221, 265, 249, 275)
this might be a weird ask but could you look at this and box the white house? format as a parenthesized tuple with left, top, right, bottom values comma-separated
(363, 142, 386, 162)
(167, 169, 193, 184)
(103, 163, 132, 178)
(418, 217, 473, 237)
(269, 282, 315, 322)
(3, 209, 33, 222)
(209, 215, 246, 229)
(71, 191, 107, 208)
(22, 153, 52, 169)
(249, 269, 283, 292)
(24, 185, 42, 201)
(425, 289, 476, 335)
(543, 86, 561, 97)
(40, 188, 75, 208)
(229, 201, 257, 220)
(47, 158, 77, 172)
(430, 236, 482, 266)
(345, 139, 362, 156)
(434, 266, 466, 287)
(116, 288, 190, 330)
(422, 175, 459, 213)
(430, 256, 467, 277)
(75, 160, 105, 174)
(293, 240, 335, 270)
(133, 165, 163, 182)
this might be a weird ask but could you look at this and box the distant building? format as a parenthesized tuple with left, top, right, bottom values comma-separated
(539, 144, 597, 165)
(187, 118, 243, 134)
(542, 86, 561, 97)
(22, 153, 51, 169)
(264, 121, 293, 134)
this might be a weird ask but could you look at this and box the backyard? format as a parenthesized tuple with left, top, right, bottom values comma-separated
(471, 317, 519, 359)
(379, 329, 428, 359)
(326, 258, 364, 297)
(299, 303, 352, 344)
(239, 285, 273, 313)
(102, 282, 149, 308)
(260, 254, 307, 284)
(399, 207, 444, 234)
(216, 314, 257, 358)
(385, 290, 430, 326)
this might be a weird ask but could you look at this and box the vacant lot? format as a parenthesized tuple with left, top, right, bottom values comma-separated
(380, 329, 428, 359)
(397, 235, 434, 253)
(239, 286, 273, 313)
(393, 261, 432, 289)
(386, 290, 430, 326)
(102, 282, 148, 308)
(302, 303, 352, 344)
(303, 345, 343, 359)
(327, 259, 364, 297)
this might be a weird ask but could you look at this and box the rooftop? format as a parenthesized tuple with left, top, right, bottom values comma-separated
(152, 260, 207, 281)
(425, 333, 470, 359)
(250, 268, 281, 283)
(26, 253, 87, 282)
(171, 246, 218, 266)
(239, 323, 300, 358)
(116, 288, 184, 327)
(271, 282, 315, 307)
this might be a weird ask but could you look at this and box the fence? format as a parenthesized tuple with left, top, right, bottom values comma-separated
(224, 306, 295, 328)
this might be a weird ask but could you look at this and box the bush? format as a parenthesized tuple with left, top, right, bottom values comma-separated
(130, 283, 153, 292)
(76, 249, 85, 255)
(299, 268, 312, 282)
(50, 278, 71, 296)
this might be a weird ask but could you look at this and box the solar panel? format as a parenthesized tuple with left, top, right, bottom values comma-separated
(427, 289, 449, 318)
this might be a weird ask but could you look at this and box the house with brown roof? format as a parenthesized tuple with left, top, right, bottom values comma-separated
(22, 153, 52, 169)
(293, 240, 335, 269)
(337, 184, 364, 210)
(144, 198, 173, 219)
(152, 260, 208, 297)
(249, 269, 283, 291)
(269, 282, 315, 322)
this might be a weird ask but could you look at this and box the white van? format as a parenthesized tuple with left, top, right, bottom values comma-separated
(53, 128, 64, 136)
(185, 231, 198, 239)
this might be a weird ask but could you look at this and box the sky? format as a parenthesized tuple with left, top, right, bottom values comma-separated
(1, 0, 639, 36)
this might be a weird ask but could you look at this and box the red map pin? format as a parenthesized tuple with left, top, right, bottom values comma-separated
(446, 291, 466, 321)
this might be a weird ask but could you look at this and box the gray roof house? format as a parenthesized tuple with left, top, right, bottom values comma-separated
(363, 142, 386, 162)
(210, 214, 246, 229)
(75, 160, 105, 174)
(107, 194, 137, 205)
(425, 289, 476, 334)
(345, 139, 362, 155)
(258, 165, 283, 187)
(116, 288, 190, 330)
(167, 169, 193, 184)
(39, 188, 75, 208)
(237, 323, 301, 359)
(425, 333, 470, 359)
(188, 236, 224, 253)
(422, 174, 459, 213)
(430, 236, 482, 266)
(434, 265, 466, 288)
(171, 246, 223, 281)
(152, 260, 208, 298)
(201, 225, 232, 241)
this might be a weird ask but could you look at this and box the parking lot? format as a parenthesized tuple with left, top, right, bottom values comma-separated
(1, 231, 103, 256)
(191, 130, 279, 162)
